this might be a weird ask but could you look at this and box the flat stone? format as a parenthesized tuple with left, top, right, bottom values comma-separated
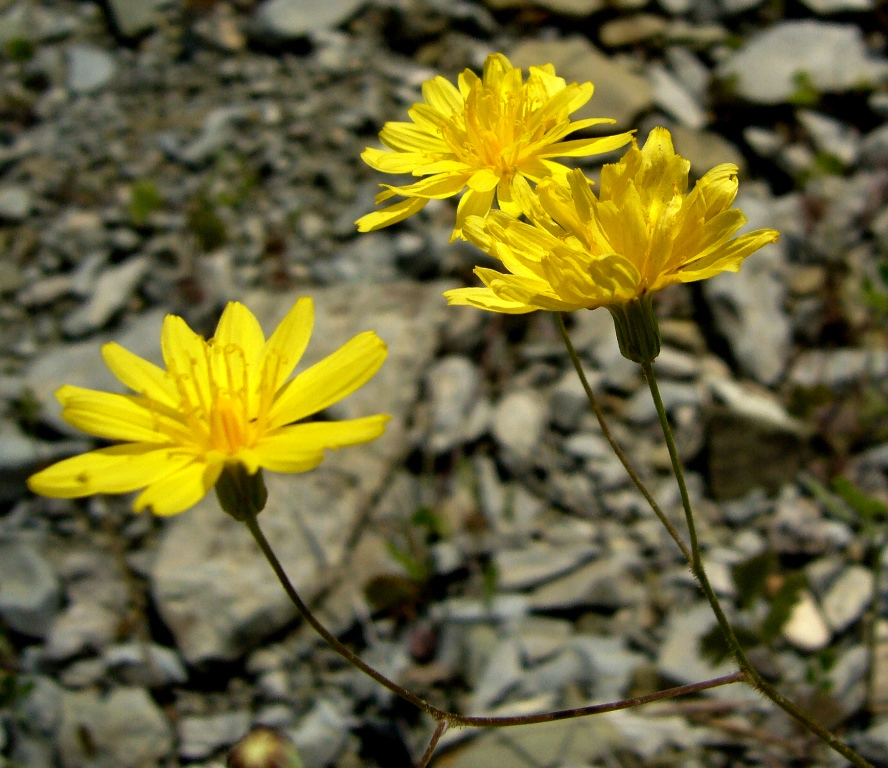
(495, 543, 598, 591)
(658, 603, 736, 685)
(600, 15, 667, 47)
(0, 537, 60, 638)
(58, 687, 173, 768)
(178, 711, 251, 761)
(782, 591, 831, 651)
(62, 257, 150, 337)
(572, 635, 647, 700)
(529, 555, 642, 610)
(485, 0, 605, 12)
(821, 565, 874, 633)
(797, 110, 860, 166)
(287, 700, 353, 768)
(492, 389, 548, 462)
(66, 45, 117, 95)
(648, 65, 707, 130)
(151, 283, 450, 662)
(45, 601, 120, 661)
(718, 21, 888, 104)
(510, 37, 653, 130)
(669, 124, 747, 178)
(103, 642, 188, 687)
(789, 348, 888, 389)
(0, 185, 32, 221)
(255, 0, 364, 38)
(107, 0, 159, 37)
(800, 0, 873, 13)
(427, 355, 489, 453)
(25, 308, 167, 435)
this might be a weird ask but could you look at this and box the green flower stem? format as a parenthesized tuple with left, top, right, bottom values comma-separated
(642, 361, 874, 768)
(243, 514, 744, 731)
(555, 313, 692, 563)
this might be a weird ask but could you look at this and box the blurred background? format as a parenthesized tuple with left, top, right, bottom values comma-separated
(2, 0, 888, 766)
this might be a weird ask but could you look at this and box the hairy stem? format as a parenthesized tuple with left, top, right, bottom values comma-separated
(556, 313, 692, 563)
(416, 720, 448, 768)
(642, 360, 874, 768)
(243, 515, 743, 730)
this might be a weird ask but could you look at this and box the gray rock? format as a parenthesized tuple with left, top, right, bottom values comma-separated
(829, 644, 868, 714)
(529, 555, 642, 610)
(718, 22, 888, 104)
(486, 0, 605, 13)
(58, 687, 173, 768)
(0, 185, 32, 221)
(744, 126, 785, 158)
(255, 0, 364, 38)
(669, 124, 747, 178)
(782, 591, 831, 651)
(800, 0, 873, 13)
(624, 380, 701, 424)
(509, 37, 653, 130)
(178, 711, 251, 761)
(470, 638, 524, 711)
(600, 14, 667, 47)
(702, 191, 790, 385)
(45, 601, 120, 660)
(514, 616, 573, 663)
(854, 717, 888, 765)
(427, 356, 489, 453)
(10, 732, 56, 768)
(107, 0, 159, 37)
(495, 543, 598, 591)
(664, 47, 710, 99)
(315, 234, 399, 284)
(0, 537, 60, 638)
(789, 348, 888, 389)
(572, 636, 647, 701)
(563, 432, 611, 461)
(797, 110, 860, 166)
(658, 603, 737, 685)
(25, 308, 167, 435)
(174, 106, 254, 167)
(151, 283, 449, 662)
(287, 700, 353, 768)
(649, 64, 707, 130)
(492, 390, 547, 462)
(571, 308, 639, 390)
(821, 565, 874, 633)
(549, 366, 602, 432)
(861, 123, 888, 166)
(18, 676, 64, 735)
(66, 45, 116, 95)
(62, 257, 150, 337)
(103, 642, 188, 687)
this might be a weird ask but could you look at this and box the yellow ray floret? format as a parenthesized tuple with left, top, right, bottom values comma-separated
(356, 52, 633, 239)
(444, 126, 779, 314)
(27, 299, 391, 516)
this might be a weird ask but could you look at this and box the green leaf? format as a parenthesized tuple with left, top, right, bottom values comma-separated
(128, 180, 163, 227)
(731, 551, 777, 610)
(385, 541, 429, 583)
(832, 477, 888, 523)
(760, 571, 807, 643)
(411, 506, 447, 540)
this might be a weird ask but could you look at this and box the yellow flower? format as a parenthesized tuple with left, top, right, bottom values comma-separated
(27, 300, 390, 516)
(356, 52, 633, 239)
(444, 127, 779, 314)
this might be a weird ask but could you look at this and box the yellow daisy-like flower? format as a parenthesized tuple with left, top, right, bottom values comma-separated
(27, 299, 390, 516)
(356, 52, 633, 239)
(444, 127, 779, 314)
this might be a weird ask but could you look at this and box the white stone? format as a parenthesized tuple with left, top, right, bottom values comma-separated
(821, 565, 874, 633)
(256, 0, 364, 38)
(782, 591, 831, 651)
(0, 539, 59, 638)
(66, 45, 116, 94)
(648, 64, 707, 130)
(492, 389, 548, 461)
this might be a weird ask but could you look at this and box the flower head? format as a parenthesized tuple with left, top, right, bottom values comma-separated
(444, 127, 779, 314)
(356, 53, 633, 239)
(27, 300, 390, 516)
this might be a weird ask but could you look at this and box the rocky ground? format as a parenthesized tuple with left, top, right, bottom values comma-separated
(2, 0, 888, 766)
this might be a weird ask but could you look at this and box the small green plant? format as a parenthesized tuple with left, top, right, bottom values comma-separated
(789, 72, 820, 107)
(128, 180, 163, 227)
(187, 193, 227, 252)
(5, 37, 34, 62)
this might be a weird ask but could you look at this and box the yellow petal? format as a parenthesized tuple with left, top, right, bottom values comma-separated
(133, 461, 222, 516)
(210, 302, 265, 398)
(361, 147, 428, 174)
(101, 343, 179, 409)
(356, 197, 428, 232)
(453, 186, 496, 240)
(467, 168, 501, 192)
(267, 331, 387, 428)
(380, 122, 448, 153)
(676, 229, 779, 282)
(258, 297, 314, 395)
(381, 172, 469, 200)
(443, 286, 536, 314)
(254, 415, 390, 473)
(161, 314, 212, 416)
(27, 444, 194, 498)
(56, 385, 187, 444)
(422, 75, 464, 116)
(537, 132, 634, 158)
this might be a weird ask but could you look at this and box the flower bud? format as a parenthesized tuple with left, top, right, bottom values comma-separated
(215, 464, 268, 521)
(607, 293, 661, 364)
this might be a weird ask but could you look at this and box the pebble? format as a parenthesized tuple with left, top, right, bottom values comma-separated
(624, 380, 701, 424)
(821, 565, 874, 633)
(107, 0, 158, 37)
(287, 700, 353, 768)
(649, 64, 707, 130)
(178, 711, 251, 761)
(797, 109, 860, 166)
(719, 21, 888, 104)
(509, 37, 653, 130)
(600, 15, 667, 47)
(0, 537, 60, 638)
(494, 543, 598, 591)
(427, 355, 489, 453)
(255, 0, 365, 38)
(58, 686, 173, 768)
(789, 348, 888, 389)
(658, 603, 737, 685)
(529, 555, 642, 610)
(782, 591, 831, 651)
(549, 366, 601, 433)
(665, 46, 710, 99)
(800, 0, 873, 13)
(44, 600, 121, 660)
(492, 389, 548, 463)
(61, 256, 150, 337)
(66, 45, 117, 95)
(103, 642, 188, 687)
(0, 185, 32, 221)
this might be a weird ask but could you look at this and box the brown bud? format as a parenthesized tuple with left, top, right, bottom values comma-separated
(227, 727, 303, 768)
